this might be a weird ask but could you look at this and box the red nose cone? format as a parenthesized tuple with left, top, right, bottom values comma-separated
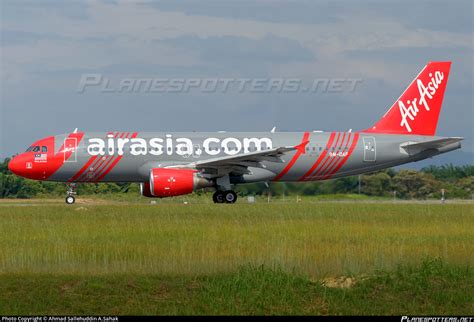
(8, 155, 23, 176)
(7, 153, 45, 179)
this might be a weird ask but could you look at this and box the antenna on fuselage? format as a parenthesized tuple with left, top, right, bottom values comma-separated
(73, 128, 78, 133)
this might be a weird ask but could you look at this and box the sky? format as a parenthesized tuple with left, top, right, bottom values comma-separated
(1, 0, 473, 167)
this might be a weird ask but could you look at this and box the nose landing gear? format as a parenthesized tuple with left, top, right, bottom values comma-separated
(66, 195, 75, 204)
(65, 183, 77, 204)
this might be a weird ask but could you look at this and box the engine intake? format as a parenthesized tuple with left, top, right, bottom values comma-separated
(142, 168, 212, 198)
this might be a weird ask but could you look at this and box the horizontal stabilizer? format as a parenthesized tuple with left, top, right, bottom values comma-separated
(400, 137, 463, 155)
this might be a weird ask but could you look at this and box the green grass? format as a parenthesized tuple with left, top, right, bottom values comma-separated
(0, 259, 472, 315)
(0, 202, 472, 315)
(0, 203, 472, 275)
(0, 192, 401, 204)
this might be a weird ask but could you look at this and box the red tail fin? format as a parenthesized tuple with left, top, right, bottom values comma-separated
(364, 61, 451, 136)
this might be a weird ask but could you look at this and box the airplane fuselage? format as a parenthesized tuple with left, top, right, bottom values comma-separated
(10, 131, 461, 184)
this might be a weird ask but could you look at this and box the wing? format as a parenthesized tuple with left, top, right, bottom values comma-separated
(168, 140, 309, 176)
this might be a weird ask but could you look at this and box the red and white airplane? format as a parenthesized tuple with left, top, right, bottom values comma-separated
(8, 62, 462, 204)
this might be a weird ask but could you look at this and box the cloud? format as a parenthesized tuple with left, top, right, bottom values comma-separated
(342, 45, 473, 85)
(2, 0, 90, 21)
(144, 0, 472, 34)
(1, 30, 63, 47)
(358, 0, 473, 34)
(161, 33, 315, 64)
(144, 0, 343, 24)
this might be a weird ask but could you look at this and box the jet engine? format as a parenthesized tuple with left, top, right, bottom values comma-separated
(140, 181, 154, 198)
(141, 168, 212, 198)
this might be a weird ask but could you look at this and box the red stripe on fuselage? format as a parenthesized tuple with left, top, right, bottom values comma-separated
(322, 132, 352, 178)
(310, 132, 343, 179)
(299, 132, 336, 181)
(315, 132, 348, 178)
(320, 132, 360, 180)
(74, 133, 118, 182)
(93, 131, 138, 182)
(88, 132, 124, 182)
(68, 156, 97, 182)
(90, 156, 115, 182)
(304, 132, 341, 180)
(45, 132, 85, 180)
(273, 131, 310, 181)
(79, 132, 118, 182)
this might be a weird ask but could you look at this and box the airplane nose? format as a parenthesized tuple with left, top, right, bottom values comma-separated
(8, 153, 51, 180)
(8, 155, 22, 176)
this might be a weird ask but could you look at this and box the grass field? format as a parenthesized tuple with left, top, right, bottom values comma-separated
(0, 202, 472, 315)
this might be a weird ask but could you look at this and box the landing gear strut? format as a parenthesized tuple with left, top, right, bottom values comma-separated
(212, 175, 237, 204)
(213, 190, 237, 204)
(65, 183, 77, 204)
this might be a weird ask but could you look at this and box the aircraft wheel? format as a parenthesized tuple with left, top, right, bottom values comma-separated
(224, 190, 237, 204)
(65, 195, 75, 205)
(213, 191, 225, 204)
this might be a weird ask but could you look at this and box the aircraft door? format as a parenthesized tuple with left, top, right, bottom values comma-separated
(64, 137, 78, 162)
(363, 137, 376, 162)
(192, 144, 202, 158)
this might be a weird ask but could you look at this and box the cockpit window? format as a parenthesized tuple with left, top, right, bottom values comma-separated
(42, 146, 48, 153)
(32, 146, 40, 152)
(26, 146, 34, 152)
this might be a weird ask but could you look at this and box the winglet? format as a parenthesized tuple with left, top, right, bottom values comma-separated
(295, 140, 309, 154)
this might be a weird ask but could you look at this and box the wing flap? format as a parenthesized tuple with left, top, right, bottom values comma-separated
(166, 145, 300, 174)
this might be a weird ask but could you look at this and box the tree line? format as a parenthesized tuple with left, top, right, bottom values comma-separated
(0, 158, 472, 199)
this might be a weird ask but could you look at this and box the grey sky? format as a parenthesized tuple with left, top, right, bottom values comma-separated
(1, 0, 472, 167)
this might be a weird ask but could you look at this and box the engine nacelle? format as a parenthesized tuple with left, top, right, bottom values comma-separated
(142, 168, 212, 198)
(140, 181, 154, 198)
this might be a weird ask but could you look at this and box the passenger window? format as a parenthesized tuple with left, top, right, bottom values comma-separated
(42, 146, 48, 153)
(33, 146, 40, 152)
(26, 146, 33, 152)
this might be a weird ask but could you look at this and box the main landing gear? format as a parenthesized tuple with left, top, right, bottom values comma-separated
(212, 175, 237, 204)
(65, 183, 77, 204)
(212, 190, 238, 204)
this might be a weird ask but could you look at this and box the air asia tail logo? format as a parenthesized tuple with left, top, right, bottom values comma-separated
(87, 134, 273, 157)
(398, 71, 444, 133)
